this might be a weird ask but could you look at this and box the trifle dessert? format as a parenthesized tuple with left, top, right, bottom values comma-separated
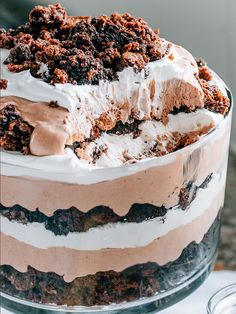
(0, 4, 232, 313)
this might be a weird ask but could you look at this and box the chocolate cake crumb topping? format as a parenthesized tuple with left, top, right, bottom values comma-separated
(198, 66, 213, 81)
(0, 79, 8, 90)
(195, 58, 206, 68)
(29, 4, 67, 28)
(196, 58, 213, 81)
(0, 5, 231, 160)
(0, 4, 169, 86)
(0, 104, 33, 154)
(200, 79, 230, 115)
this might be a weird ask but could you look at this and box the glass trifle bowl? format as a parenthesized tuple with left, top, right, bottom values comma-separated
(0, 88, 233, 313)
(0, 4, 233, 313)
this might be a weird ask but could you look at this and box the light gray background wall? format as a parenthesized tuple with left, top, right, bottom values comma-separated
(21, 0, 236, 152)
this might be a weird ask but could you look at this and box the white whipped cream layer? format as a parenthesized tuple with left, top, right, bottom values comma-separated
(85, 108, 223, 167)
(1, 42, 201, 139)
(1, 43, 198, 113)
(1, 108, 223, 184)
(0, 43, 230, 184)
(0, 170, 225, 250)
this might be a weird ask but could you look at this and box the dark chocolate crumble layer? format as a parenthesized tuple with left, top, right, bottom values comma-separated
(0, 4, 169, 85)
(0, 104, 33, 154)
(0, 212, 220, 307)
(0, 174, 212, 235)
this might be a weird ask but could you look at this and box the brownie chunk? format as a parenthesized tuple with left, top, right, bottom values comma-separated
(0, 4, 169, 86)
(0, 214, 220, 306)
(0, 104, 33, 154)
(0, 79, 8, 90)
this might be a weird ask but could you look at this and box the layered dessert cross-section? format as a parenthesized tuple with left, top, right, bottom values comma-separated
(0, 3, 232, 310)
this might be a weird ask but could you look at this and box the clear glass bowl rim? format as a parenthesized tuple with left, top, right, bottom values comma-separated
(0, 86, 233, 186)
(207, 283, 236, 314)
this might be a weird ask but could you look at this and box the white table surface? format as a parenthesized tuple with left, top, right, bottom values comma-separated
(1, 271, 236, 314)
(160, 271, 236, 314)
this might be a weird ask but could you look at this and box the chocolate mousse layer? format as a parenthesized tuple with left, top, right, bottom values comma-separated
(0, 212, 221, 306)
(0, 96, 76, 156)
(1, 186, 223, 282)
(0, 174, 212, 234)
(0, 92, 226, 158)
(0, 4, 232, 311)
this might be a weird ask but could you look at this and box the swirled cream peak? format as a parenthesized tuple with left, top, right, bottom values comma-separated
(1, 43, 205, 156)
